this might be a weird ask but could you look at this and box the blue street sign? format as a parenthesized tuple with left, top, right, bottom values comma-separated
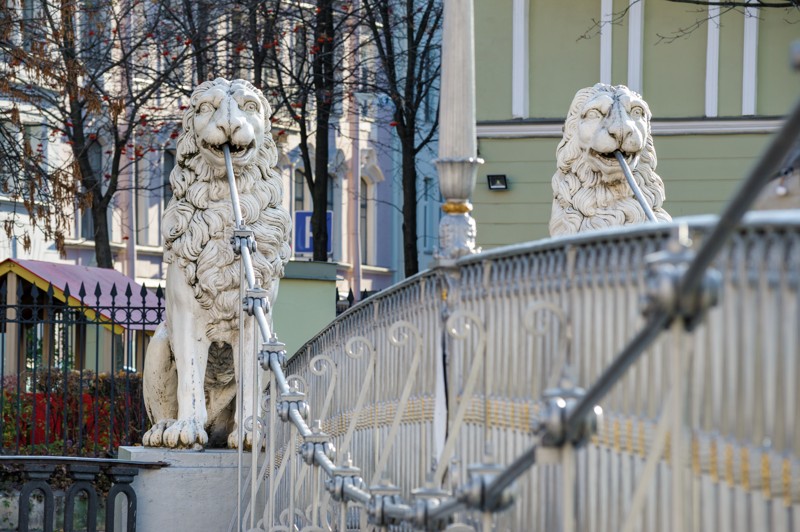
(294, 210, 333, 254)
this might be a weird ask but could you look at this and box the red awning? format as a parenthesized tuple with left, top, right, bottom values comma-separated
(0, 258, 163, 332)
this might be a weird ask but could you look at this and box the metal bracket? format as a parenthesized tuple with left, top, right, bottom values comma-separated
(642, 226, 722, 331)
(300, 420, 335, 466)
(535, 381, 602, 448)
(231, 226, 257, 256)
(277, 385, 309, 423)
(367, 482, 403, 527)
(326, 454, 366, 502)
(259, 337, 286, 371)
(457, 462, 516, 514)
(242, 286, 270, 316)
(409, 486, 451, 529)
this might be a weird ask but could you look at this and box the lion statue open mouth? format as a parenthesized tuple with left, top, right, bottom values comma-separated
(142, 78, 291, 449)
(549, 83, 671, 237)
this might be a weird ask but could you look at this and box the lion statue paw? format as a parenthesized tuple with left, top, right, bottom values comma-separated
(162, 418, 209, 449)
(142, 419, 175, 447)
(227, 426, 255, 450)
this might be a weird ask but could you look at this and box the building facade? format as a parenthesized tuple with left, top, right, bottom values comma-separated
(472, 0, 797, 248)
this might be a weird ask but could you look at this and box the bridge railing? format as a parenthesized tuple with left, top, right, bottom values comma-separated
(262, 211, 799, 531)
(229, 89, 800, 531)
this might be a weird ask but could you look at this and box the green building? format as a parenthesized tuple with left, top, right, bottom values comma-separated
(472, 0, 797, 247)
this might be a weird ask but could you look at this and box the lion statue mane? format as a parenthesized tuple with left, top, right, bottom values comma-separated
(549, 83, 671, 237)
(142, 78, 291, 449)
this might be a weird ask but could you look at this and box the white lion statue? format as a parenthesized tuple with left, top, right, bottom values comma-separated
(142, 78, 291, 449)
(549, 84, 671, 237)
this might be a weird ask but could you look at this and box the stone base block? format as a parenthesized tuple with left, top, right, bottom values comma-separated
(118, 446, 259, 532)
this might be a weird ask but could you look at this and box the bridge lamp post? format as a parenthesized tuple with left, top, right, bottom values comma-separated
(435, 0, 483, 263)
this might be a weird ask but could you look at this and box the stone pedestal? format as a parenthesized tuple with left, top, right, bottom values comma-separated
(118, 446, 258, 532)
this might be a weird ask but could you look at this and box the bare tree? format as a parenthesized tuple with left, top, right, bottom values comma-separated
(579, 0, 799, 43)
(241, 0, 358, 262)
(0, 0, 222, 267)
(361, 0, 442, 277)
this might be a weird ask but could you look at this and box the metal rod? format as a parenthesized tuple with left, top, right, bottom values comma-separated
(239, 246, 258, 293)
(223, 144, 244, 227)
(615, 150, 657, 222)
(680, 96, 800, 297)
(249, 317, 259, 531)
(381, 499, 415, 522)
(253, 305, 270, 344)
(484, 440, 540, 508)
(313, 448, 336, 477)
(565, 311, 670, 434)
(670, 321, 685, 532)
(563, 444, 576, 532)
(288, 406, 313, 439)
(343, 484, 373, 507)
(235, 261, 245, 532)
(424, 496, 464, 523)
(269, 355, 291, 396)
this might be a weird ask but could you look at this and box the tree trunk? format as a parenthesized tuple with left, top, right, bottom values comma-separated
(401, 124, 419, 277)
(92, 199, 114, 268)
(312, 124, 329, 262)
(310, 0, 335, 262)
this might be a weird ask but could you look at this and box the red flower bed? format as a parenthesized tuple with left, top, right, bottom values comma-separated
(1, 370, 145, 456)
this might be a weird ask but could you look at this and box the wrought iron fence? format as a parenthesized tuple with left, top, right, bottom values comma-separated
(0, 280, 164, 458)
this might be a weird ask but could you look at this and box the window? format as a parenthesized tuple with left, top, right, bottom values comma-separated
(0, 122, 48, 199)
(360, 178, 368, 263)
(135, 157, 155, 246)
(0, 121, 15, 191)
(422, 176, 438, 253)
(327, 176, 334, 212)
(294, 170, 306, 212)
(79, 141, 103, 240)
(163, 149, 175, 208)
(21, 0, 37, 50)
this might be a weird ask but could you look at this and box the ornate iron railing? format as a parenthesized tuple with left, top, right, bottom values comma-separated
(0, 455, 165, 531)
(254, 212, 797, 531)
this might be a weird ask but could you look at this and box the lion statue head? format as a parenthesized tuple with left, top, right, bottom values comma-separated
(162, 78, 291, 341)
(549, 83, 671, 237)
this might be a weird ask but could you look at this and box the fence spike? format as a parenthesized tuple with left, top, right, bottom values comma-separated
(125, 283, 133, 303)
(63, 282, 71, 299)
(155, 284, 164, 301)
(139, 283, 148, 299)
(31, 283, 39, 299)
(94, 282, 102, 302)
(110, 283, 118, 300)
(78, 282, 87, 300)
(46, 282, 54, 300)
(0, 280, 6, 299)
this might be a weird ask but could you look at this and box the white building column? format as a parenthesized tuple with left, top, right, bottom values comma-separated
(742, 3, 759, 115)
(511, 0, 530, 118)
(627, 0, 644, 93)
(705, 5, 721, 117)
(600, 0, 613, 85)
